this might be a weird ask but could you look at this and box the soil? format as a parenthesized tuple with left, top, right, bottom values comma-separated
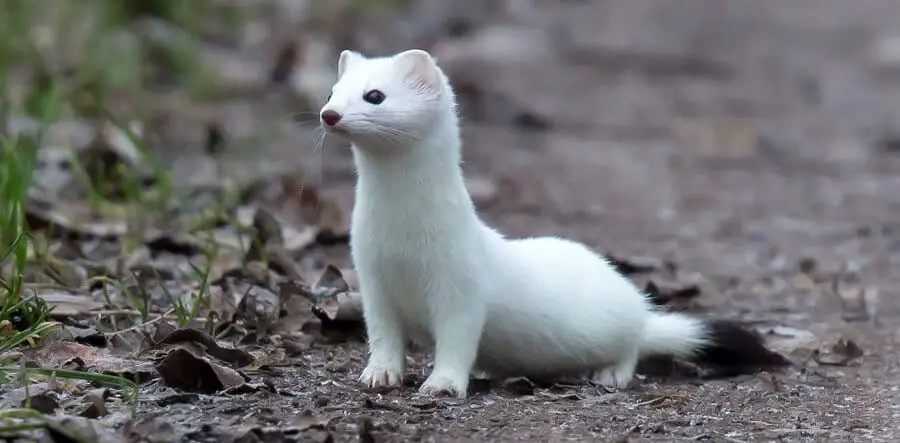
(5, 1, 900, 442)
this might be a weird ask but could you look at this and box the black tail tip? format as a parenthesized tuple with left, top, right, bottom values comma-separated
(693, 320, 791, 375)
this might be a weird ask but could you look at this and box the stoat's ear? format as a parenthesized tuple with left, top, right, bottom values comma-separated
(338, 50, 364, 78)
(393, 49, 442, 91)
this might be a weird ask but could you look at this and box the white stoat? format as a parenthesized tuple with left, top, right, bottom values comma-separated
(318, 49, 787, 398)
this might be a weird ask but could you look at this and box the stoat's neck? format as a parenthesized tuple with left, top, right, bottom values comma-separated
(352, 116, 481, 232)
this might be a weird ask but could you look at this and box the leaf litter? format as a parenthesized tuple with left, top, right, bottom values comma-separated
(3, 106, 360, 441)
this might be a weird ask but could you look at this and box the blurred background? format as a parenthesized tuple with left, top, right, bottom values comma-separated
(1, 1, 899, 440)
(6, 0, 900, 266)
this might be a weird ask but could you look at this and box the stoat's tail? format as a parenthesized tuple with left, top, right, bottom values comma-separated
(639, 312, 789, 374)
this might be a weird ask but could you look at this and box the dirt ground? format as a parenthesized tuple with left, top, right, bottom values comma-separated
(5, 0, 900, 442)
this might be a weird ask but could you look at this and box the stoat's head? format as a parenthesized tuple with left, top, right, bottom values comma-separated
(319, 49, 454, 153)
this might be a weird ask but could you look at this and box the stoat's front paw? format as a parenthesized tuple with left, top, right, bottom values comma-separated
(419, 371, 468, 398)
(359, 362, 404, 388)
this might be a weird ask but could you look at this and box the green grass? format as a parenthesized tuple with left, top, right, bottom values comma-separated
(0, 133, 58, 361)
(0, 0, 258, 432)
(0, 367, 139, 437)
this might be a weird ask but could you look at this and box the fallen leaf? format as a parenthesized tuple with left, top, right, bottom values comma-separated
(291, 411, 335, 431)
(269, 40, 301, 85)
(747, 371, 783, 394)
(309, 265, 365, 326)
(238, 176, 335, 250)
(143, 234, 203, 257)
(798, 257, 818, 274)
(44, 414, 126, 443)
(125, 416, 180, 443)
(467, 377, 493, 396)
(46, 324, 107, 348)
(204, 122, 226, 155)
(634, 394, 676, 408)
(272, 280, 318, 336)
(0, 382, 59, 409)
(32, 145, 82, 195)
(832, 270, 879, 323)
(155, 328, 254, 368)
(75, 120, 156, 202)
(246, 346, 286, 369)
(757, 325, 818, 355)
(228, 411, 336, 443)
(246, 207, 284, 261)
(311, 291, 363, 325)
(206, 284, 241, 326)
(814, 338, 864, 366)
(140, 319, 179, 346)
(21, 341, 156, 381)
(34, 289, 105, 318)
(314, 264, 350, 293)
(80, 388, 110, 418)
(26, 192, 127, 239)
(235, 283, 281, 335)
(154, 393, 200, 407)
(222, 381, 277, 395)
(155, 347, 247, 393)
(23, 390, 60, 414)
(536, 390, 584, 401)
(24, 258, 86, 287)
(358, 417, 376, 443)
(501, 376, 535, 396)
(297, 184, 349, 244)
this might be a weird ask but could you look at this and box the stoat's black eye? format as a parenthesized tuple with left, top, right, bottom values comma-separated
(326, 92, 333, 101)
(363, 90, 386, 105)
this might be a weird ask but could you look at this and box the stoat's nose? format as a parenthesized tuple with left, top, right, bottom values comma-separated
(320, 110, 342, 126)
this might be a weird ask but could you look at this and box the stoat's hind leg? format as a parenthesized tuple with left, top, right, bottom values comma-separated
(592, 348, 640, 390)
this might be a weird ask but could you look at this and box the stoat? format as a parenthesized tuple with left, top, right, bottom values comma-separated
(318, 49, 787, 398)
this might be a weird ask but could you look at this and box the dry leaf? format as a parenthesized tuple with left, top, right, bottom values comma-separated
(26, 193, 127, 239)
(814, 338, 864, 366)
(291, 411, 336, 431)
(756, 325, 817, 355)
(236, 283, 281, 335)
(501, 376, 535, 396)
(269, 40, 301, 85)
(247, 207, 284, 261)
(32, 289, 105, 317)
(21, 341, 156, 381)
(43, 415, 125, 443)
(312, 291, 363, 325)
(156, 328, 255, 368)
(314, 264, 350, 293)
(832, 270, 879, 323)
(309, 266, 364, 325)
(297, 184, 349, 242)
(358, 417, 376, 443)
(79, 388, 110, 418)
(155, 347, 247, 393)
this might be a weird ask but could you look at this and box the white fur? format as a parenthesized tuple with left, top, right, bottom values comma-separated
(320, 49, 713, 398)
